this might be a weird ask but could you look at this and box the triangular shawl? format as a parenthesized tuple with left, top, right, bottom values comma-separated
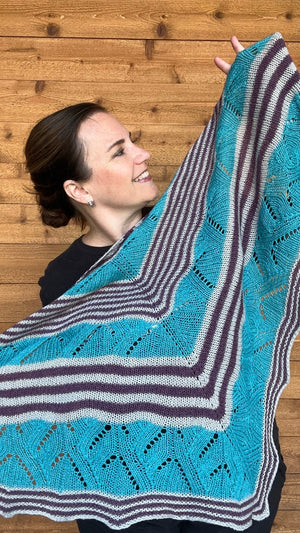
(0, 33, 299, 530)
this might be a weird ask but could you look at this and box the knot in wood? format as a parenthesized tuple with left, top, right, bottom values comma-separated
(4, 128, 12, 140)
(46, 22, 60, 37)
(35, 80, 46, 94)
(214, 10, 224, 19)
(130, 130, 142, 143)
(157, 21, 167, 38)
(145, 39, 154, 60)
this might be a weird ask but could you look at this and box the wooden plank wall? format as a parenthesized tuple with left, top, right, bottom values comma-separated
(0, 1, 299, 531)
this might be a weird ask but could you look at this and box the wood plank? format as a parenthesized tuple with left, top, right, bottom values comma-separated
(277, 418, 300, 438)
(0, 80, 222, 126)
(0, 178, 34, 203)
(277, 399, 300, 421)
(0, 163, 21, 180)
(0, 37, 234, 83)
(280, 437, 300, 473)
(0, 284, 42, 322)
(0, 37, 299, 82)
(0, 122, 32, 164)
(272, 510, 300, 532)
(0, 515, 78, 532)
(0, 0, 298, 40)
(290, 340, 300, 361)
(0, 204, 79, 244)
(287, 362, 299, 376)
(277, 409, 300, 437)
(279, 473, 300, 511)
(0, 244, 68, 282)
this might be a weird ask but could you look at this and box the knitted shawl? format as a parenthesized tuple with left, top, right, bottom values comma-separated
(0, 33, 299, 530)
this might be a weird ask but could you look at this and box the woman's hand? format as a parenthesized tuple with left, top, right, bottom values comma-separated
(214, 36, 245, 74)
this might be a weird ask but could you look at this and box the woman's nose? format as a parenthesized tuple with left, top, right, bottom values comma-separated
(134, 146, 151, 164)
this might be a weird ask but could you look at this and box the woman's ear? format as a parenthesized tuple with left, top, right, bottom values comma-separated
(63, 180, 90, 205)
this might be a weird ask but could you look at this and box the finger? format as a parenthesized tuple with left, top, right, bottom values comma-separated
(214, 56, 231, 75)
(231, 36, 244, 54)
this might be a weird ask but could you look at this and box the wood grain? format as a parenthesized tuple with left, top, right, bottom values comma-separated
(0, 515, 78, 532)
(0, 37, 299, 83)
(0, 0, 298, 40)
(0, 80, 222, 127)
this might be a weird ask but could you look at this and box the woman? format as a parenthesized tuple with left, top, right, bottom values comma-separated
(1, 34, 297, 532)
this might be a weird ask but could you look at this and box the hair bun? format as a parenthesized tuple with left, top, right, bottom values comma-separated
(40, 207, 72, 228)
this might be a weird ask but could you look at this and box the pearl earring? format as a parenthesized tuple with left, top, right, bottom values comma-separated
(88, 199, 95, 207)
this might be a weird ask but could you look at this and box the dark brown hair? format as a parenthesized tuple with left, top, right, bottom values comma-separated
(25, 102, 107, 228)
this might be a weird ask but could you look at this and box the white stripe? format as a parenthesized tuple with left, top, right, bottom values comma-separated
(0, 408, 230, 429)
(0, 371, 207, 390)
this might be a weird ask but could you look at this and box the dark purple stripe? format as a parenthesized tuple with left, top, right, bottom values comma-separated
(0, 396, 227, 421)
(0, 377, 229, 400)
(0, 362, 197, 382)
(196, 297, 244, 395)
(192, 275, 243, 376)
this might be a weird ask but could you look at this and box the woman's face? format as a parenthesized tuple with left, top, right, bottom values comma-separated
(78, 112, 158, 214)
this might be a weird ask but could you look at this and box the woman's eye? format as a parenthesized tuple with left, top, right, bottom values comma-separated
(113, 147, 125, 158)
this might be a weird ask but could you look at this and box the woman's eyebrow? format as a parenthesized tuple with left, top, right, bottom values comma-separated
(107, 138, 125, 152)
